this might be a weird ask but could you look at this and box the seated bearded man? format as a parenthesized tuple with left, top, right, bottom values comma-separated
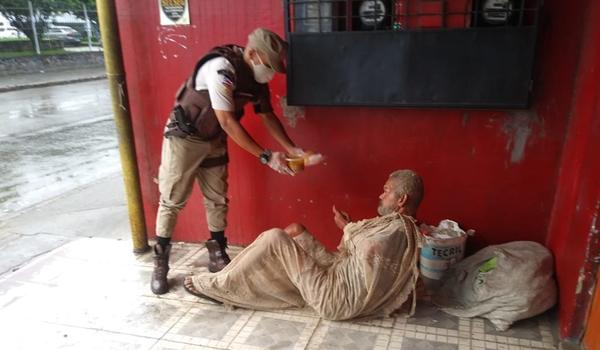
(184, 169, 424, 321)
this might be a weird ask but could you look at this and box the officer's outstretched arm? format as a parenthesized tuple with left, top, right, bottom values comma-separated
(259, 112, 297, 154)
(215, 109, 294, 175)
(214, 109, 264, 157)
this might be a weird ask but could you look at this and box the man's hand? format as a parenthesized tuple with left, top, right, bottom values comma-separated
(333, 205, 351, 230)
(267, 152, 294, 175)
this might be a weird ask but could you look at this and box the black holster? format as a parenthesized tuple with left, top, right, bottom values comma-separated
(164, 105, 196, 138)
(174, 105, 196, 135)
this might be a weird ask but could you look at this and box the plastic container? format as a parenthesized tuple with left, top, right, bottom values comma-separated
(286, 152, 324, 173)
(419, 220, 473, 280)
(286, 156, 305, 172)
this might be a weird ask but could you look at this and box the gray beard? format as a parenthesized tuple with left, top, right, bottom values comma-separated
(377, 205, 395, 216)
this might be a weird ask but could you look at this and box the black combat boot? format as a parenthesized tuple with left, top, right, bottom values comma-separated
(206, 239, 231, 273)
(151, 243, 171, 295)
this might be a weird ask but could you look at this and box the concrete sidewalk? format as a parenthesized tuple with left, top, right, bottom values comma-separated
(0, 226, 559, 350)
(0, 171, 561, 349)
(0, 66, 107, 92)
(0, 172, 130, 277)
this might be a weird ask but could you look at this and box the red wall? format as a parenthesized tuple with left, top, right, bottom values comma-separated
(546, 0, 600, 339)
(116, 0, 583, 249)
(115, 0, 595, 338)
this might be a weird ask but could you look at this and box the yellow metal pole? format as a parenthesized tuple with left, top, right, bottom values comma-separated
(97, 0, 149, 254)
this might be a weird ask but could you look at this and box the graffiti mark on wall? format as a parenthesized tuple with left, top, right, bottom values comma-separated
(157, 26, 188, 59)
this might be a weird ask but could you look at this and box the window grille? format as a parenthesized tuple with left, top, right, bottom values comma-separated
(285, 0, 541, 34)
(284, 0, 543, 108)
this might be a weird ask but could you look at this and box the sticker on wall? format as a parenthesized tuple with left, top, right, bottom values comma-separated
(159, 0, 190, 26)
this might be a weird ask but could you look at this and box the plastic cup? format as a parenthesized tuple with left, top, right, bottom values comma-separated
(286, 156, 305, 172)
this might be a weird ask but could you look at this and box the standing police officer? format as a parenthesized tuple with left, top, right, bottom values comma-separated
(151, 28, 305, 295)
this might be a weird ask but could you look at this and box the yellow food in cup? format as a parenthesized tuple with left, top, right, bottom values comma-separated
(286, 156, 305, 172)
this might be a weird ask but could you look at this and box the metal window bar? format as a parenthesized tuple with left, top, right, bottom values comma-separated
(473, 0, 478, 26)
(317, 0, 321, 32)
(286, 0, 541, 33)
(519, 0, 525, 25)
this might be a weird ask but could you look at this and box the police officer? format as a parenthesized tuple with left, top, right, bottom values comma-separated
(151, 28, 305, 295)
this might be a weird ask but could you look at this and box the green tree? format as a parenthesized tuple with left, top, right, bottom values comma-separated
(0, 0, 96, 50)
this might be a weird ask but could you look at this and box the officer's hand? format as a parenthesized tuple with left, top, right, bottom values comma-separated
(288, 147, 305, 157)
(268, 152, 294, 175)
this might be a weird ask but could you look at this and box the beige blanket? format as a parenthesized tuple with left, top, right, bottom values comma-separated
(191, 213, 420, 320)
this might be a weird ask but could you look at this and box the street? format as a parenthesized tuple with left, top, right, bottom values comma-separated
(0, 79, 120, 218)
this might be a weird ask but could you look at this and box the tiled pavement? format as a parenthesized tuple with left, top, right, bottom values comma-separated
(0, 238, 559, 350)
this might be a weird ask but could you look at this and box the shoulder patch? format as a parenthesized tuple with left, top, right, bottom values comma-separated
(218, 69, 235, 83)
(217, 69, 235, 91)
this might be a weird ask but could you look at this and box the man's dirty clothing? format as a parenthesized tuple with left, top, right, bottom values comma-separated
(190, 213, 421, 320)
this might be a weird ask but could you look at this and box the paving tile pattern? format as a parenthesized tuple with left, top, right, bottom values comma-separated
(0, 238, 559, 350)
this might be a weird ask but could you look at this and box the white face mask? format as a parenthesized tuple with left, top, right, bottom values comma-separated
(251, 54, 275, 83)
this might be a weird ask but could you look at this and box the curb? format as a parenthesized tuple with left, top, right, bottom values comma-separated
(0, 172, 122, 223)
(0, 74, 107, 93)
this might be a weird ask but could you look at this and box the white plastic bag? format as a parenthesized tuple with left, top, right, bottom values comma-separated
(432, 241, 557, 331)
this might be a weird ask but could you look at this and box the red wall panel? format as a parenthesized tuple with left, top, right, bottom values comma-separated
(115, 0, 583, 250)
(546, 0, 600, 339)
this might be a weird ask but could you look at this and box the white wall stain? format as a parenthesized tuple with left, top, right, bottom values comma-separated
(279, 95, 305, 128)
(575, 267, 585, 294)
(503, 110, 539, 164)
(462, 112, 470, 128)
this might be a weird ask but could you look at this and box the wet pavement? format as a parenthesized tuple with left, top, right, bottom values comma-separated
(0, 75, 127, 276)
(0, 79, 119, 218)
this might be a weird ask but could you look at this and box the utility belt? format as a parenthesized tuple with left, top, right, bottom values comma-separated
(200, 153, 229, 168)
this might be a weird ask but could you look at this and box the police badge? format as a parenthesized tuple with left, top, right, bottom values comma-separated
(159, 0, 190, 25)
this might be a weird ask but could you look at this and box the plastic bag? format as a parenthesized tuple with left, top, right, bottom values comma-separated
(432, 241, 557, 331)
